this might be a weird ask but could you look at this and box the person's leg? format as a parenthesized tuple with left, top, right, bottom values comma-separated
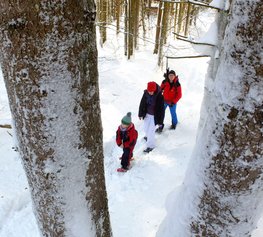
(155, 102, 168, 133)
(163, 103, 169, 126)
(129, 147, 135, 163)
(121, 148, 131, 169)
(169, 103, 178, 125)
(156, 103, 168, 133)
(143, 113, 150, 138)
(146, 114, 155, 149)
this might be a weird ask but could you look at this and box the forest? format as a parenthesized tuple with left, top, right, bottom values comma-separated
(0, 0, 262, 236)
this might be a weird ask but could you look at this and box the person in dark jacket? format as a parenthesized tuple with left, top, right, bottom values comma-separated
(116, 112, 138, 172)
(138, 81, 165, 153)
(161, 70, 182, 129)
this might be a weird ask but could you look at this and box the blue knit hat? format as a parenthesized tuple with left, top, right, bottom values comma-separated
(121, 112, 132, 125)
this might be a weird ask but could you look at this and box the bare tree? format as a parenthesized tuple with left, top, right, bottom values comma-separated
(158, 1, 170, 66)
(157, 0, 263, 236)
(98, 0, 108, 45)
(153, 0, 163, 54)
(0, 1, 112, 236)
(115, 0, 123, 34)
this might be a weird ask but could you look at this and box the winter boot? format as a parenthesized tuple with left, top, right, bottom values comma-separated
(143, 147, 154, 153)
(170, 124, 176, 130)
(155, 124, 164, 133)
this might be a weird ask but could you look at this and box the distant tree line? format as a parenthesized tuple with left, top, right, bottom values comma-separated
(96, 0, 219, 65)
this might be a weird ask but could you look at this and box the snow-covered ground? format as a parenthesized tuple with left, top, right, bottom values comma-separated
(99, 44, 209, 236)
(0, 40, 209, 236)
(1, 9, 262, 237)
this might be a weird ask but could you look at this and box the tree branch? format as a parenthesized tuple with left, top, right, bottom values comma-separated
(160, 0, 224, 11)
(175, 34, 217, 47)
(173, 32, 188, 39)
(0, 124, 12, 129)
(166, 55, 211, 59)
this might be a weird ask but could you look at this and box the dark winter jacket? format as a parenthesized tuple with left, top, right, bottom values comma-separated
(138, 83, 165, 125)
(116, 123, 138, 149)
(161, 77, 182, 105)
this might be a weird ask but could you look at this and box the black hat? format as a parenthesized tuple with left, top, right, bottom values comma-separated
(168, 70, 176, 75)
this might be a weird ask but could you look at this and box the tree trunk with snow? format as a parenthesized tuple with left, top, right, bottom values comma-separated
(153, 1, 163, 55)
(157, 2, 170, 66)
(0, 1, 112, 236)
(157, 0, 263, 236)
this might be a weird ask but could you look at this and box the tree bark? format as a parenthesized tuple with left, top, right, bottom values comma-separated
(0, 1, 112, 236)
(153, 1, 163, 54)
(124, 0, 128, 56)
(157, 0, 263, 236)
(158, 2, 170, 66)
(99, 0, 108, 46)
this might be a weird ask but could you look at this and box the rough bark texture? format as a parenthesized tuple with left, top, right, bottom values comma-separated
(0, 1, 112, 236)
(158, 2, 170, 66)
(191, 0, 263, 236)
(98, 0, 107, 46)
(153, 1, 163, 54)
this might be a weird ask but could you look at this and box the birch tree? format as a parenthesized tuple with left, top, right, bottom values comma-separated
(0, 1, 112, 236)
(157, 0, 263, 236)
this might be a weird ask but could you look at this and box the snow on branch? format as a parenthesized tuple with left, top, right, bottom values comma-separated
(174, 33, 217, 47)
(0, 124, 12, 129)
(166, 55, 211, 59)
(160, 0, 224, 11)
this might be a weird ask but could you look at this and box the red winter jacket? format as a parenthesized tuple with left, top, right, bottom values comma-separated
(161, 77, 182, 105)
(116, 123, 138, 149)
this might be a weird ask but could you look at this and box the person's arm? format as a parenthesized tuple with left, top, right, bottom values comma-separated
(160, 80, 166, 91)
(116, 129, 122, 146)
(174, 85, 182, 104)
(129, 128, 138, 148)
(138, 91, 146, 119)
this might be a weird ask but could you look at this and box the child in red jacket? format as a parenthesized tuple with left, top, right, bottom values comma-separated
(116, 112, 138, 172)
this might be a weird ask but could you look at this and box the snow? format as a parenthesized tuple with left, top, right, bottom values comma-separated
(1, 9, 263, 237)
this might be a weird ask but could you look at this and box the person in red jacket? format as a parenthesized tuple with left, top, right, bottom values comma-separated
(116, 112, 138, 172)
(161, 70, 182, 129)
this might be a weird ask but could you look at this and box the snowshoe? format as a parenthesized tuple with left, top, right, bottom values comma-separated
(117, 167, 128, 172)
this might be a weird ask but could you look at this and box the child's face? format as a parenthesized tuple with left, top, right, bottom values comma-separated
(121, 123, 129, 129)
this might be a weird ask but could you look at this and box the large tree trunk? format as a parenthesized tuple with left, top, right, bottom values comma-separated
(0, 1, 112, 236)
(157, 0, 263, 236)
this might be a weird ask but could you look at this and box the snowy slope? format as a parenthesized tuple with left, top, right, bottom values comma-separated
(99, 45, 209, 237)
(0, 45, 208, 236)
(1, 12, 263, 237)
